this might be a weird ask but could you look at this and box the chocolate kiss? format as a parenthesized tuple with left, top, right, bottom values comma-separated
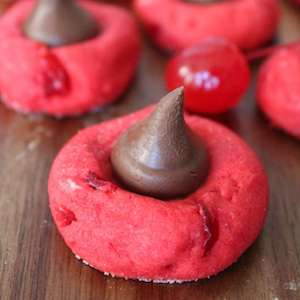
(111, 87, 209, 199)
(23, 0, 99, 47)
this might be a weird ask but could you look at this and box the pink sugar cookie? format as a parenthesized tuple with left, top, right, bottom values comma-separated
(134, 0, 280, 52)
(0, 0, 140, 117)
(257, 45, 300, 139)
(49, 107, 268, 282)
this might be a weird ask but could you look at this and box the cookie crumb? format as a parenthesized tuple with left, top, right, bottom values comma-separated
(283, 281, 299, 291)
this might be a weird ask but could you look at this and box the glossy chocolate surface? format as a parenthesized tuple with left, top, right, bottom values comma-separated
(111, 87, 209, 199)
(23, 0, 99, 47)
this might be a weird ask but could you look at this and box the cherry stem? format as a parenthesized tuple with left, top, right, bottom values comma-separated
(245, 40, 300, 61)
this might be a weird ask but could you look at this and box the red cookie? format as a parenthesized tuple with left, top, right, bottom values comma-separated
(0, 0, 140, 117)
(48, 107, 268, 283)
(133, 0, 280, 52)
(257, 45, 300, 139)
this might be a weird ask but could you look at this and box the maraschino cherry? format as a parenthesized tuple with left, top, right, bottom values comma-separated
(165, 38, 250, 114)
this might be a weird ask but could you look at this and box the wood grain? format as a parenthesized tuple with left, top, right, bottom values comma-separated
(0, 1, 299, 299)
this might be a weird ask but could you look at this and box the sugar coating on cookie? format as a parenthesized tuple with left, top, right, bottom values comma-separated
(134, 0, 280, 52)
(0, 0, 140, 117)
(48, 107, 268, 282)
(257, 45, 300, 139)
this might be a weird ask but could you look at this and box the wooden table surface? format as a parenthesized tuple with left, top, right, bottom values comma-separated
(0, 1, 300, 299)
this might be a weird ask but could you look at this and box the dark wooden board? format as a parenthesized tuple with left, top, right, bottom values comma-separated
(0, 1, 299, 299)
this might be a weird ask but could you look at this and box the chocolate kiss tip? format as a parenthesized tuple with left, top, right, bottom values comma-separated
(23, 0, 99, 47)
(160, 86, 184, 107)
(167, 86, 184, 98)
(172, 86, 184, 95)
(153, 86, 185, 118)
(111, 88, 209, 199)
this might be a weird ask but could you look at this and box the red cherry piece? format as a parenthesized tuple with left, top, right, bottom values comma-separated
(55, 205, 76, 227)
(85, 171, 117, 193)
(36, 46, 70, 97)
(165, 38, 250, 114)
